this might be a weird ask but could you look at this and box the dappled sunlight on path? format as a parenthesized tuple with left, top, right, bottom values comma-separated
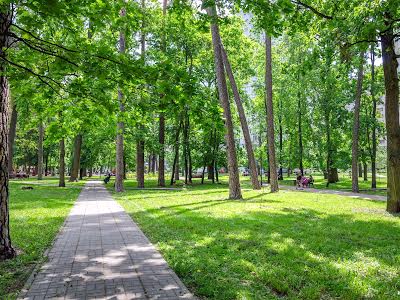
(19, 181, 194, 300)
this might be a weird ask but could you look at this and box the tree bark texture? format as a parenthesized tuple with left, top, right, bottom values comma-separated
(221, 44, 261, 190)
(158, 113, 166, 186)
(37, 121, 44, 180)
(0, 5, 16, 260)
(264, 34, 279, 192)
(69, 134, 82, 182)
(297, 88, 304, 176)
(136, 140, 145, 188)
(136, 0, 146, 189)
(370, 45, 377, 189)
(59, 138, 65, 187)
(171, 119, 182, 185)
(7, 103, 16, 174)
(157, 0, 167, 187)
(205, 4, 242, 199)
(363, 162, 368, 181)
(351, 51, 365, 193)
(115, 6, 126, 193)
(381, 28, 400, 213)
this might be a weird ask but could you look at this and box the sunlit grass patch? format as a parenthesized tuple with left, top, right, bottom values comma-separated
(0, 181, 82, 299)
(113, 178, 399, 299)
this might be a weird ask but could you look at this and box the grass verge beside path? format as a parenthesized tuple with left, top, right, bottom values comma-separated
(112, 178, 399, 300)
(0, 179, 83, 299)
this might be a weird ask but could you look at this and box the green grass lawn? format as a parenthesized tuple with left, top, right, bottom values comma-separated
(281, 173, 387, 196)
(0, 179, 82, 299)
(111, 177, 399, 300)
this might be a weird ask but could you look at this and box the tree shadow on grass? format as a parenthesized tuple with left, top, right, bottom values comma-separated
(130, 202, 400, 299)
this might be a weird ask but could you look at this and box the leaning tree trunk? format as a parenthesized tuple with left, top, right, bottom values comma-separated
(0, 5, 16, 260)
(370, 44, 377, 189)
(264, 34, 279, 193)
(171, 119, 182, 185)
(59, 138, 65, 187)
(115, 6, 127, 193)
(7, 103, 16, 174)
(351, 51, 365, 193)
(37, 121, 44, 180)
(205, 3, 242, 199)
(69, 134, 82, 182)
(381, 28, 400, 213)
(221, 44, 261, 190)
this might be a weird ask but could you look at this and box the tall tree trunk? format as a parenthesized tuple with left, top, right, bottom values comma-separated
(211, 129, 218, 184)
(0, 5, 15, 260)
(59, 138, 65, 187)
(259, 130, 263, 186)
(7, 103, 16, 174)
(175, 157, 180, 180)
(221, 44, 261, 190)
(358, 163, 363, 178)
(297, 88, 304, 176)
(363, 162, 368, 181)
(136, 0, 146, 189)
(264, 34, 279, 192)
(186, 112, 192, 184)
(44, 151, 49, 176)
(171, 119, 182, 185)
(115, 6, 126, 192)
(69, 134, 82, 182)
(370, 44, 377, 189)
(136, 140, 145, 188)
(37, 121, 44, 180)
(151, 154, 156, 174)
(157, 0, 167, 187)
(205, 3, 242, 199)
(183, 113, 189, 184)
(351, 52, 365, 193)
(158, 113, 166, 186)
(381, 27, 400, 213)
(278, 98, 283, 180)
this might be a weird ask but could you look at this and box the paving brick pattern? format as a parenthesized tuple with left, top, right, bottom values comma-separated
(19, 181, 195, 300)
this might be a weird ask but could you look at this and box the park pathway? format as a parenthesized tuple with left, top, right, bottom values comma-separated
(19, 181, 194, 300)
(280, 185, 386, 202)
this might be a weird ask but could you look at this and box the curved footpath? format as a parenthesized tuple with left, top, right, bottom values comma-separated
(19, 181, 195, 300)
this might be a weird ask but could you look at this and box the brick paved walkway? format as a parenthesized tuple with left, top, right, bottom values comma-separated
(19, 181, 194, 300)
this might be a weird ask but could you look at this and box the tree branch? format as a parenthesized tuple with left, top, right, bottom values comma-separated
(292, 0, 333, 20)
(11, 34, 80, 67)
(11, 23, 79, 53)
(0, 56, 61, 95)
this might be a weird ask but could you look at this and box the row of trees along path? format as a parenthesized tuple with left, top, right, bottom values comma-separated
(0, 1, 399, 262)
